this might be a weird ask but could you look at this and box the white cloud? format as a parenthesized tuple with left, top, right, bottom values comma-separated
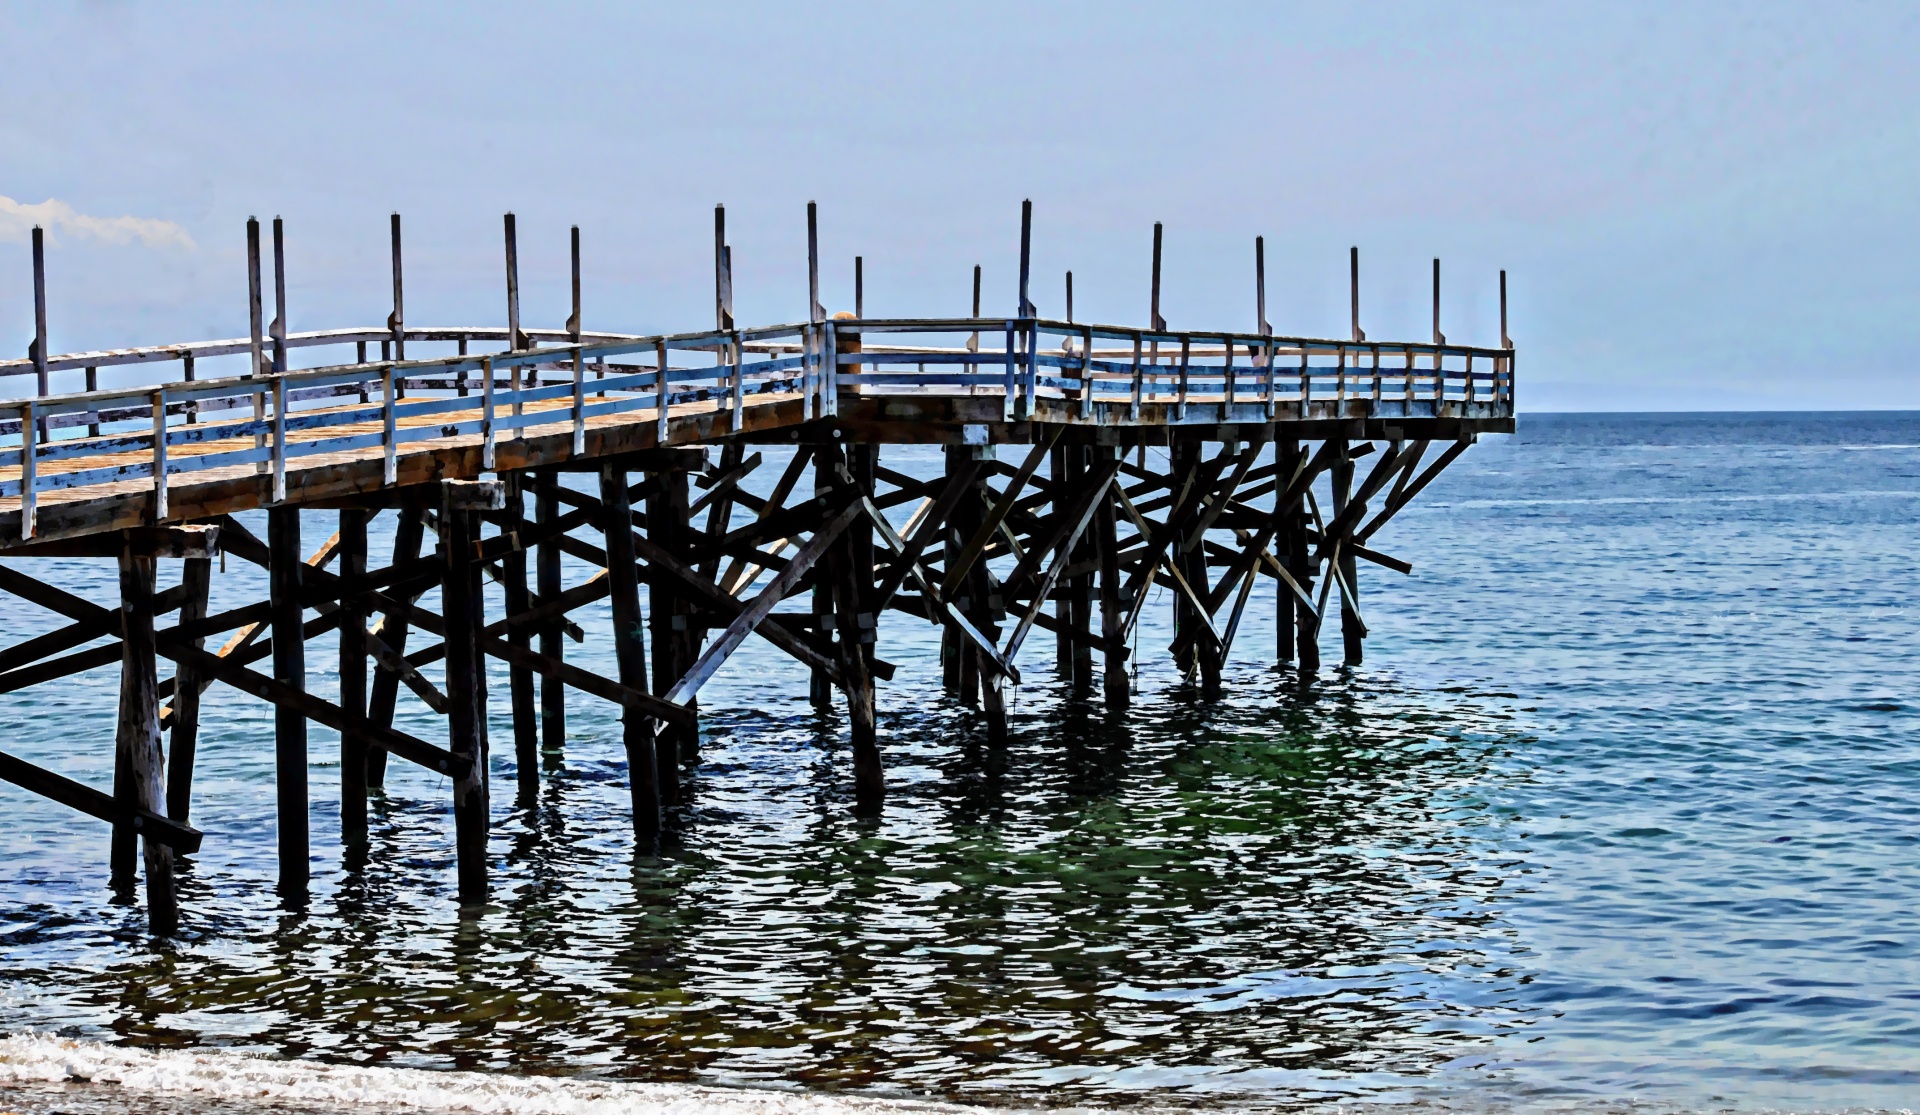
(0, 195, 195, 250)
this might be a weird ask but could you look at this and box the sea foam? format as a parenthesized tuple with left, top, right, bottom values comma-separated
(0, 1034, 979, 1115)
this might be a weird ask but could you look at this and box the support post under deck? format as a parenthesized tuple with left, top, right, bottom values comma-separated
(116, 548, 174, 934)
(440, 495, 489, 903)
(502, 472, 538, 800)
(338, 507, 370, 845)
(1096, 447, 1128, 709)
(166, 553, 210, 825)
(602, 464, 659, 841)
(1333, 439, 1364, 667)
(535, 468, 566, 763)
(366, 506, 426, 789)
(268, 505, 308, 899)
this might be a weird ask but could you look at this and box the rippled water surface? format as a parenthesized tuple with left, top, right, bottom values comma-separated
(4, 413, 1919, 1112)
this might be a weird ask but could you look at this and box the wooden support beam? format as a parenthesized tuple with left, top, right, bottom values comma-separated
(941, 429, 1060, 598)
(1273, 440, 1300, 665)
(338, 507, 370, 845)
(167, 554, 210, 824)
(601, 463, 659, 841)
(0, 747, 202, 854)
(439, 492, 489, 903)
(551, 447, 705, 473)
(115, 549, 175, 932)
(534, 468, 566, 761)
(663, 499, 862, 710)
(7, 525, 220, 560)
(1096, 448, 1129, 708)
(501, 473, 537, 801)
(302, 481, 505, 512)
(648, 459, 694, 805)
(267, 505, 307, 898)
(1332, 440, 1363, 667)
(366, 507, 426, 788)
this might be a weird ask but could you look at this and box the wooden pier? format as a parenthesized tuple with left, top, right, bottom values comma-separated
(0, 203, 1513, 933)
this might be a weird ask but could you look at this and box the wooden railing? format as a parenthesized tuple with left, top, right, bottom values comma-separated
(0, 317, 1513, 539)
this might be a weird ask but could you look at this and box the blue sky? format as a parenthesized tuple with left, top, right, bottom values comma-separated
(3, 1, 1916, 409)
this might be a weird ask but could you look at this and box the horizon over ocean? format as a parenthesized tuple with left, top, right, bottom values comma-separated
(4, 410, 1919, 1114)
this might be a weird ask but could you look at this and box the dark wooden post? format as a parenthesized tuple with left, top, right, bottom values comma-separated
(1066, 442, 1096, 689)
(601, 464, 660, 840)
(1096, 447, 1128, 709)
(441, 495, 489, 903)
(827, 443, 882, 810)
(166, 554, 211, 823)
(1291, 452, 1321, 675)
(268, 505, 308, 898)
(117, 547, 174, 934)
(1169, 439, 1202, 680)
(534, 469, 566, 761)
(1051, 440, 1072, 676)
(939, 445, 968, 696)
(1274, 439, 1300, 665)
(647, 462, 692, 802)
(809, 449, 836, 710)
(1334, 439, 1364, 667)
(339, 508, 370, 845)
(501, 472, 537, 799)
(366, 507, 426, 788)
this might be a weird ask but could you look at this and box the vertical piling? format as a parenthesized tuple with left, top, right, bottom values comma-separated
(339, 508, 370, 845)
(268, 505, 308, 898)
(502, 473, 537, 799)
(1096, 448, 1128, 708)
(440, 494, 489, 903)
(601, 464, 659, 840)
(1331, 439, 1363, 666)
(167, 554, 211, 823)
(647, 462, 692, 801)
(1274, 439, 1300, 665)
(366, 507, 425, 789)
(535, 469, 566, 759)
(117, 547, 174, 934)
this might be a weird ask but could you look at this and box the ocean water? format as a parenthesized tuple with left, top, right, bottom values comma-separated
(2, 412, 1918, 1114)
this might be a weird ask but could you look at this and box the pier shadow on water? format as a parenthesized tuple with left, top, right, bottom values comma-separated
(3, 663, 1535, 1109)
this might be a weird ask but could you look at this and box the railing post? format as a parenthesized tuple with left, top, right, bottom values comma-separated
(1371, 343, 1382, 405)
(1175, 335, 1191, 421)
(1465, 352, 1476, 406)
(572, 346, 586, 457)
(30, 226, 48, 409)
(1223, 336, 1236, 408)
(481, 355, 496, 470)
(1298, 345, 1310, 418)
(1002, 321, 1017, 423)
(382, 366, 397, 485)
(1021, 320, 1038, 422)
(730, 331, 744, 428)
(1130, 332, 1143, 420)
(151, 389, 168, 523)
(1079, 325, 1094, 417)
(511, 357, 526, 441)
(824, 320, 840, 418)
(1264, 339, 1277, 419)
(20, 401, 35, 540)
(270, 376, 287, 503)
(654, 339, 670, 444)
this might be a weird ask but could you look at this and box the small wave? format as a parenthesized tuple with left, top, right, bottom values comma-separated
(1424, 489, 1920, 510)
(0, 1034, 974, 1115)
